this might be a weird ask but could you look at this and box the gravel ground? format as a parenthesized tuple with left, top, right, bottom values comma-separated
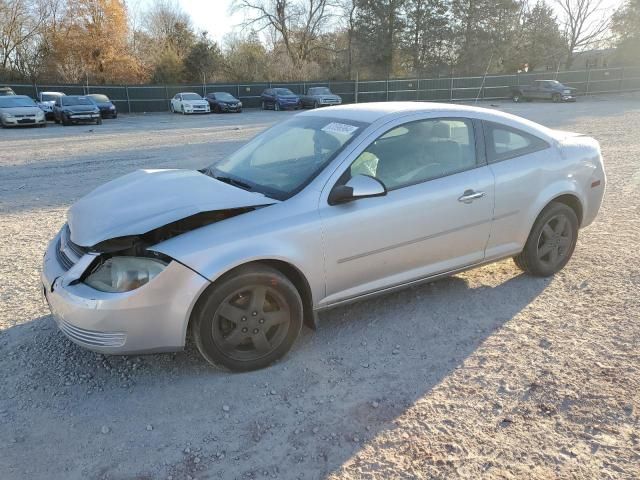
(1, 97, 639, 479)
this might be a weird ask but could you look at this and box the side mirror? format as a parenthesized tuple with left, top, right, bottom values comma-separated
(328, 174, 387, 205)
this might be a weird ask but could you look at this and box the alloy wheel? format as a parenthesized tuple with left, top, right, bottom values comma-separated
(536, 214, 573, 269)
(211, 285, 291, 362)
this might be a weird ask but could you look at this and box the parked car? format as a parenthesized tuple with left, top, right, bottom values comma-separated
(300, 86, 342, 108)
(511, 80, 576, 103)
(170, 92, 210, 114)
(205, 92, 242, 113)
(53, 95, 102, 125)
(260, 88, 301, 110)
(87, 94, 118, 118)
(0, 95, 46, 127)
(0, 86, 16, 96)
(36, 91, 66, 120)
(42, 102, 605, 371)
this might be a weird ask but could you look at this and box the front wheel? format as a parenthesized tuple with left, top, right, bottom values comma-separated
(552, 93, 561, 103)
(192, 265, 303, 372)
(513, 202, 579, 277)
(274, 102, 280, 111)
(96, 117, 102, 125)
(170, 103, 175, 113)
(261, 101, 266, 110)
(512, 94, 521, 103)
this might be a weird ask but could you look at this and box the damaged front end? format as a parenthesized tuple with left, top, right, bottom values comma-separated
(60, 207, 257, 293)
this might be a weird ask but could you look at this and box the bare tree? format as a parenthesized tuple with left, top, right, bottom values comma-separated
(233, 0, 338, 68)
(0, 0, 53, 73)
(555, 0, 613, 68)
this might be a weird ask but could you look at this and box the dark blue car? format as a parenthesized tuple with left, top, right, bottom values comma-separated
(260, 88, 301, 111)
(205, 92, 243, 113)
(87, 94, 117, 118)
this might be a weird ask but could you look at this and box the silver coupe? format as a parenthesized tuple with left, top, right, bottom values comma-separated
(42, 102, 606, 371)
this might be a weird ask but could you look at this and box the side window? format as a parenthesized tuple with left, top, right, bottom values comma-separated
(348, 118, 477, 191)
(484, 122, 550, 163)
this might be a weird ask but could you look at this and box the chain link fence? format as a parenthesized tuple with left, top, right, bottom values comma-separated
(5, 66, 640, 114)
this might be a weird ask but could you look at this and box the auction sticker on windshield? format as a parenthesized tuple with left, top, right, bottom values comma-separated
(322, 122, 359, 135)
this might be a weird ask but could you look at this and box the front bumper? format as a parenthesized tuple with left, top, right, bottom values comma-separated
(99, 107, 117, 117)
(68, 113, 101, 122)
(42, 230, 210, 354)
(561, 95, 576, 102)
(2, 116, 46, 126)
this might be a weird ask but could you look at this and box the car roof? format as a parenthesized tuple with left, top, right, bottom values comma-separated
(41, 91, 65, 94)
(297, 101, 554, 138)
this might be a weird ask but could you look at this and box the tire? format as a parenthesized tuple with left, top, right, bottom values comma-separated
(261, 101, 266, 110)
(170, 103, 175, 113)
(513, 202, 579, 277)
(552, 93, 561, 103)
(237, 108, 242, 113)
(54, 116, 60, 124)
(96, 117, 102, 125)
(40, 123, 46, 128)
(113, 112, 118, 119)
(62, 115, 70, 126)
(274, 102, 280, 111)
(214, 105, 221, 114)
(313, 100, 319, 109)
(512, 94, 521, 103)
(192, 265, 303, 372)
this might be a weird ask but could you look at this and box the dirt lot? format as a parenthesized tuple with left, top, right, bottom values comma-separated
(1, 97, 639, 480)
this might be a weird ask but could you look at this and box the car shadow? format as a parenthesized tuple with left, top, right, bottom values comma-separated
(0, 266, 550, 479)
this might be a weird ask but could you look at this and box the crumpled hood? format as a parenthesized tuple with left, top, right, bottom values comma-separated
(68, 169, 276, 247)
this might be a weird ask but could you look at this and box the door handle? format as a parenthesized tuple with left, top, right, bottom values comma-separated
(458, 189, 485, 204)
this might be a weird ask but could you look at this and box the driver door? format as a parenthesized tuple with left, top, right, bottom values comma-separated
(318, 116, 495, 307)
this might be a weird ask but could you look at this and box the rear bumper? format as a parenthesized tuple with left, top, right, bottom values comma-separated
(42, 230, 210, 354)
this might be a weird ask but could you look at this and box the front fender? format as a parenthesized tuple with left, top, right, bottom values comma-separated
(148, 200, 326, 308)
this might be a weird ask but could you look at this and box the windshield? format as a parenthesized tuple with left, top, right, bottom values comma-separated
(89, 94, 110, 103)
(274, 88, 295, 96)
(215, 92, 236, 101)
(309, 87, 331, 95)
(209, 116, 367, 200)
(182, 93, 202, 100)
(0, 96, 36, 108)
(62, 96, 95, 106)
(42, 93, 63, 102)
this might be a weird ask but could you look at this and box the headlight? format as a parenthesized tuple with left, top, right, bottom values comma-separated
(36, 110, 44, 117)
(84, 256, 168, 293)
(238, 102, 243, 107)
(5, 113, 14, 118)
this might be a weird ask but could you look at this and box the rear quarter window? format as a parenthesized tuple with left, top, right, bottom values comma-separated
(484, 121, 550, 163)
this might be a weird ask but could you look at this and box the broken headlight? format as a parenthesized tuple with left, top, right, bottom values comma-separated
(84, 257, 168, 293)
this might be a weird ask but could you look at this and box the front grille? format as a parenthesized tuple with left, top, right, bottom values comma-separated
(58, 319, 126, 348)
(56, 240, 75, 270)
(56, 225, 88, 270)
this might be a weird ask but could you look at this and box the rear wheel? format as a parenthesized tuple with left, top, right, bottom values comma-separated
(513, 202, 579, 277)
(192, 265, 303, 372)
(512, 93, 521, 103)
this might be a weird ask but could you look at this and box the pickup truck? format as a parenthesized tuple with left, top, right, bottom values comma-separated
(511, 80, 576, 103)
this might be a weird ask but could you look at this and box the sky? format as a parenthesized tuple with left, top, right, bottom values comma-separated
(128, 0, 242, 44)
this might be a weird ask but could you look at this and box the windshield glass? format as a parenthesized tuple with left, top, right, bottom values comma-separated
(0, 96, 36, 108)
(309, 87, 331, 95)
(210, 116, 367, 200)
(182, 93, 202, 100)
(42, 93, 63, 101)
(88, 94, 110, 103)
(274, 88, 295, 96)
(215, 92, 236, 101)
(62, 96, 95, 106)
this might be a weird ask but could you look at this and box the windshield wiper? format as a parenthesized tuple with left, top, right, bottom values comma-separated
(214, 175, 254, 191)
